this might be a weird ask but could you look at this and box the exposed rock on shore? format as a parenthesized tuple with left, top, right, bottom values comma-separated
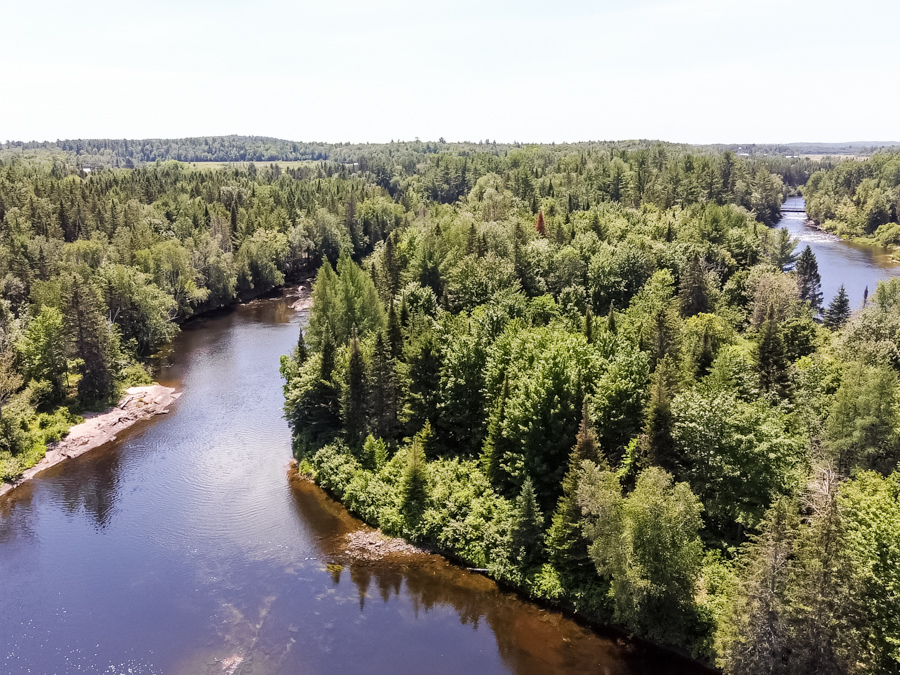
(340, 529, 426, 561)
(0, 384, 180, 497)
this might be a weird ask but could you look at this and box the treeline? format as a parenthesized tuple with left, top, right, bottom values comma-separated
(0, 143, 786, 483)
(803, 150, 900, 244)
(281, 157, 898, 670)
(0, 158, 380, 479)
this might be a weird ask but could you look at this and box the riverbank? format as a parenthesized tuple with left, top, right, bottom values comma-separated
(0, 384, 180, 497)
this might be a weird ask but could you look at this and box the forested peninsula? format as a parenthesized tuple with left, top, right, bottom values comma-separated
(1, 138, 898, 673)
(803, 150, 900, 247)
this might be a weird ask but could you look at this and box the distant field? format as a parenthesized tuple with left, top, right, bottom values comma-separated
(183, 160, 314, 170)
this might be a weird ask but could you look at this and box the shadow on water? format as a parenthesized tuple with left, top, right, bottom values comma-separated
(0, 288, 707, 675)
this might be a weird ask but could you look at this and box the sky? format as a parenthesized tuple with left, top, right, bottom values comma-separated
(1, 0, 898, 145)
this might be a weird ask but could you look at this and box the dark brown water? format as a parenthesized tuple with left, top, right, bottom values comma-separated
(0, 290, 702, 674)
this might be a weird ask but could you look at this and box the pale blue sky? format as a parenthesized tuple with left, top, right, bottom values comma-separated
(1, 0, 897, 143)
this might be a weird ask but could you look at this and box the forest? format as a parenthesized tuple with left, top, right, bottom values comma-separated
(803, 149, 900, 246)
(0, 139, 896, 673)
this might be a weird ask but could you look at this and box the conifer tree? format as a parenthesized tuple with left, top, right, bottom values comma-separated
(383, 233, 400, 295)
(400, 424, 430, 517)
(795, 245, 824, 311)
(296, 327, 309, 364)
(64, 274, 114, 402)
(758, 305, 790, 398)
(480, 375, 510, 484)
(606, 301, 616, 334)
(584, 306, 593, 345)
(343, 327, 367, 447)
(387, 298, 403, 359)
(679, 256, 709, 317)
(823, 285, 851, 329)
(369, 331, 397, 440)
(642, 355, 679, 471)
(511, 476, 544, 567)
(535, 210, 547, 237)
(545, 401, 601, 574)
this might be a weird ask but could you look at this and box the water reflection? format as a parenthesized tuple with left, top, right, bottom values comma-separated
(0, 290, 704, 675)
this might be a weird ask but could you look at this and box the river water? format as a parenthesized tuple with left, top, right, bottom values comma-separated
(0, 290, 700, 674)
(779, 196, 900, 308)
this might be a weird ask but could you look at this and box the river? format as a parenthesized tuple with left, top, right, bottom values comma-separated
(0, 289, 701, 675)
(779, 196, 900, 308)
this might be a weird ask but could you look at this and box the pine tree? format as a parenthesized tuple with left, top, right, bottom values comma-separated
(795, 246, 824, 311)
(824, 285, 851, 329)
(511, 476, 544, 567)
(606, 300, 616, 334)
(343, 327, 367, 447)
(758, 305, 790, 398)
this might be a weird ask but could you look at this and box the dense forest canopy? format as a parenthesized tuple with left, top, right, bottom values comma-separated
(0, 137, 897, 673)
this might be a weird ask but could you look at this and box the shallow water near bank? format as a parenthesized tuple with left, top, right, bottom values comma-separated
(0, 289, 701, 674)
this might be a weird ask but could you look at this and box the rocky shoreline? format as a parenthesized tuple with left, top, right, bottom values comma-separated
(0, 384, 181, 497)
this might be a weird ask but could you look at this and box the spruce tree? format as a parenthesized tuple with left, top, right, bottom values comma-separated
(387, 298, 403, 359)
(679, 255, 709, 317)
(511, 476, 544, 568)
(296, 327, 309, 364)
(795, 245, 823, 311)
(400, 424, 430, 517)
(758, 305, 790, 398)
(582, 306, 594, 345)
(343, 328, 367, 447)
(383, 233, 400, 296)
(369, 331, 397, 440)
(64, 274, 114, 403)
(480, 375, 510, 485)
(642, 355, 679, 471)
(545, 401, 601, 574)
(824, 285, 851, 329)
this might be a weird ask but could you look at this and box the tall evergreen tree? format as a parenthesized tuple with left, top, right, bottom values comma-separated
(387, 298, 403, 359)
(511, 476, 544, 567)
(641, 355, 679, 471)
(296, 327, 309, 364)
(369, 331, 397, 440)
(795, 245, 824, 311)
(758, 305, 790, 398)
(64, 274, 114, 402)
(584, 306, 593, 345)
(343, 328, 367, 447)
(480, 375, 510, 484)
(679, 256, 709, 317)
(545, 401, 602, 574)
(823, 285, 851, 329)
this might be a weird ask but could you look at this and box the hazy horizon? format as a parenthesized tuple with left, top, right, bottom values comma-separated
(2, 0, 898, 144)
